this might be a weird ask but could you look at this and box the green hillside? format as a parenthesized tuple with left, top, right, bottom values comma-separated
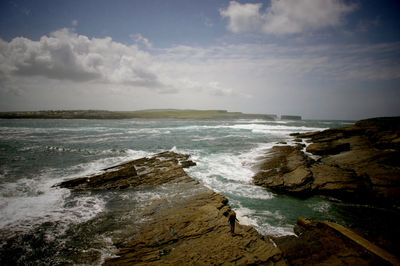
(0, 109, 278, 120)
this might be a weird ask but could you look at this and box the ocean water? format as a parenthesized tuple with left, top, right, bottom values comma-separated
(0, 118, 398, 264)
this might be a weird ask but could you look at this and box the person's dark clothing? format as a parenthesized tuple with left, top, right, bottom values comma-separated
(228, 211, 237, 233)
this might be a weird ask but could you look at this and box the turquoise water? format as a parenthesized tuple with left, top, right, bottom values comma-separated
(0, 118, 398, 264)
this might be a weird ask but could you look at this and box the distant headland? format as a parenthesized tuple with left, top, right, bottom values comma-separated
(0, 109, 294, 120)
(281, 115, 302, 120)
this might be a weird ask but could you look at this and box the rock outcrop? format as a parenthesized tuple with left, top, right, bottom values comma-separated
(253, 145, 314, 194)
(273, 218, 400, 265)
(58, 151, 285, 265)
(58, 152, 197, 190)
(253, 117, 400, 205)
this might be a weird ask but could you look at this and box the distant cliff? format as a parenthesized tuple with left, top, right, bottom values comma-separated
(281, 115, 302, 120)
(0, 109, 277, 120)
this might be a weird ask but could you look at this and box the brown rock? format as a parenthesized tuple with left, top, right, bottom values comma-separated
(105, 188, 284, 265)
(274, 218, 400, 266)
(180, 160, 196, 168)
(253, 145, 313, 194)
(57, 151, 196, 190)
(306, 141, 350, 155)
(282, 167, 312, 191)
(253, 117, 400, 204)
(59, 152, 285, 265)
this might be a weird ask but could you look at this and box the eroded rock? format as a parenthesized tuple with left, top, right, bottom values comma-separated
(105, 189, 284, 265)
(253, 145, 313, 194)
(58, 152, 285, 265)
(57, 151, 197, 190)
(254, 117, 400, 205)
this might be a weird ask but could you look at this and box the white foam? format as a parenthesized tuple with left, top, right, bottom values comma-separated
(171, 123, 326, 137)
(235, 207, 258, 226)
(235, 119, 271, 124)
(0, 175, 105, 231)
(0, 149, 151, 233)
(191, 136, 218, 142)
(127, 128, 164, 134)
(189, 152, 254, 183)
(238, 142, 277, 167)
(271, 120, 289, 124)
(233, 206, 294, 236)
(66, 149, 151, 177)
(258, 223, 295, 236)
(227, 183, 274, 200)
(187, 143, 276, 201)
(227, 124, 326, 135)
(308, 201, 331, 213)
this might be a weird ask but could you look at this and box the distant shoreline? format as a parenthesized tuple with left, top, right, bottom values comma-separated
(0, 109, 292, 120)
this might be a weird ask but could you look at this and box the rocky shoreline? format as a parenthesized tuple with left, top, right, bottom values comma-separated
(58, 151, 284, 265)
(252, 116, 400, 264)
(253, 117, 400, 206)
(59, 143, 400, 265)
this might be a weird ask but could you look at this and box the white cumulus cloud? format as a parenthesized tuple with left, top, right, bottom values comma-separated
(220, 1, 264, 33)
(220, 0, 358, 35)
(130, 33, 153, 49)
(0, 28, 239, 98)
(0, 28, 167, 91)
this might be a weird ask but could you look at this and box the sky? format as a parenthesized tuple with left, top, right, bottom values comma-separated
(0, 0, 399, 120)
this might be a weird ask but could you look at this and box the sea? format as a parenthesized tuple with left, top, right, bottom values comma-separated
(0, 118, 399, 265)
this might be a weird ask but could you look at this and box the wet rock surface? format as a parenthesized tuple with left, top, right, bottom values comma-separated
(254, 117, 400, 205)
(58, 151, 197, 190)
(59, 151, 285, 265)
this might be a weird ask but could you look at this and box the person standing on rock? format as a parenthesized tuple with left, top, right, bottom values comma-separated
(228, 210, 239, 234)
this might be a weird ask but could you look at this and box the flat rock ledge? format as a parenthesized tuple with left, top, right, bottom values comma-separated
(274, 218, 400, 266)
(254, 117, 400, 205)
(58, 151, 197, 190)
(57, 151, 285, 265)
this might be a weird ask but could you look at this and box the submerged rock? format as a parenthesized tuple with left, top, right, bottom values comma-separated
(58, 151, 285, 265)
(254, 117, 400, 205)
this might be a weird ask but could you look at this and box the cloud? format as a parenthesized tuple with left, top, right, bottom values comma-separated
(0, 28, 241, 99)
(220, 0, 358, 35)
(130, 33, 152, 49)
(160, 41, 400, 83)
(1, 27, 399, 117)
(220, 1, 263, 33)
(0, 28, 169, 92)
